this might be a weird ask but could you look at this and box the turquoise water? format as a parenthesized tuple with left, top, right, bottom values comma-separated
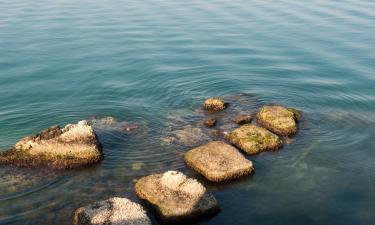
(1, 0, 375, 224)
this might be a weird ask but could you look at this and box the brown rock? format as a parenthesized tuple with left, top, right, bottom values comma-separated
(203, 97, 225, 112)
(233, 114, 252, 125)
(135, 171, 220, 222)
(185, 141, 254, 182)
(203, 119, 216, 127)
(0, 121, 103, 169)
(73, 197, 151, 225)
(256, 105, 299, 136)
(225, 124, 282, 154)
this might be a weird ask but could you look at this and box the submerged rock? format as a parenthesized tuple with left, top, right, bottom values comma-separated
(203, 118, 217, 128)
(0, 121, 103, 169)
(73, 197, 151, 225)
(185, 141, 254, 182)
(225, 124, 282, 154)
(90, 116, 142, 134)
(233, 114, 252, 125)
(203, 97, 225, 112)
(174, 126, 211, 147)
(135, 171, 220, 222)
(256, 105, 299, 136)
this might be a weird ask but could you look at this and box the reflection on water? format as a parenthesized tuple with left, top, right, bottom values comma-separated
(1, 0, 375, 224)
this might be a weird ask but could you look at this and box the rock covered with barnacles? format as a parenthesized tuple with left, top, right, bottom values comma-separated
(0, 120, 102, 169)
(135, 171, 220, 222)
(185, 141, 254, 182)
(73, 197, 151, 225)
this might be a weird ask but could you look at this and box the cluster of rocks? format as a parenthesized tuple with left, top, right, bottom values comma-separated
(0, 95, 302, 225)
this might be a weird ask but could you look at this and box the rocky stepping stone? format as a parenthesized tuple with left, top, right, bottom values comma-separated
(0, 120, 103, 169)
(256, 105, 300, 136)
(73, 197, 151, 225)
(225, 124, 282, 154)
(135, 171, 220, 223)
(185, 141, 254, 182)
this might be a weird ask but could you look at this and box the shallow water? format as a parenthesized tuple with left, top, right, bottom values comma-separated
(1, 0, 375, 224)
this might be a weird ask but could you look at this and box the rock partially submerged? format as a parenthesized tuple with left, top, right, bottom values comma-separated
(225, 124, 282, 154)
(0, 121, 102, 169)
(135, 171, 220, 222)
(203, 118, 216, 128)
(73, 197, 151, 225)
(174, 126, 211, 147)
(203, 97, 225, 112)
(256, 106, 299, 136)
(233, 114, 252, 125)
(185, 141, 254, 182)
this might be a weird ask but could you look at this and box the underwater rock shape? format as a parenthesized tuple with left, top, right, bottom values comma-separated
(73, 197, 151, 225)
(174, 126, 211, 147)
(135, 171, 220, 222)
(225, 124, 282, 154)
(233, 114, 252, 125)
(203, 97, 225, 112)
(185, 141, 254, 182)
(203, 118, 217, 127)
(0, 120, 102, 169)
(256, 105, 299, 136)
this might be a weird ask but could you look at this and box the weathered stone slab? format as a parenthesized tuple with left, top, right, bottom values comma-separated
(256, 105, 299, 136)
(225, 124, 282, 154)
(185, 141, 254, 182)
(73, 197, 151, 225)
(135, 171, 220, 222)
(0, 120, 102, 169)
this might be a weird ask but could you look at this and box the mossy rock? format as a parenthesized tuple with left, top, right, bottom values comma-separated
(185, 141, 254, 182)
(225, 124, 282, 154)
(135, 171, 220, 223)
(73, 197, 151, 225)
(0, 121, 103, 170)
(256, 106, 299, 136)
(203, 97, 225, 112)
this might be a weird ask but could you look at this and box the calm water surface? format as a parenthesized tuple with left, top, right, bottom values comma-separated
(0, 0, 374, 224)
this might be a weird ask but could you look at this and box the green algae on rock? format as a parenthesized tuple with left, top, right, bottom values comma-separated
(73, 197, 151, 225)
(135, 171, 220, 223)
(203, 97, 225, 112)
(225, 124, 282, 154)
(0, 120, 103, 170)
(256, 105, 300, 136)
(185, 141, 254, 182)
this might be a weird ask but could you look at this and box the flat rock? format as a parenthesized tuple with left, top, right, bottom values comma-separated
(225, 124, 282, 154)
(256, 105, 298, 136)
(185, 141, 254, 182)
(135, 171, 220, 222)
(73, 197, 151, 225)
(233, 114, 252, 125)
(0, 120, 102, 169)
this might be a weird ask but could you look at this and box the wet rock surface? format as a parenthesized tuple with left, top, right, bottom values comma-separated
(226, 124, 282, 154)
(0, 120, 103, 169)
(203, 97, 226, 112)
(233, 114, 252, 125)
(135, 171, 220, 222)
(185, 141, 254, 182)
(73, 197, 151, 225)
(256, 105, 299, 136)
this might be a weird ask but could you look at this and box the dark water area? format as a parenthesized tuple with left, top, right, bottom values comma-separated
(0, 0, 374, 224)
